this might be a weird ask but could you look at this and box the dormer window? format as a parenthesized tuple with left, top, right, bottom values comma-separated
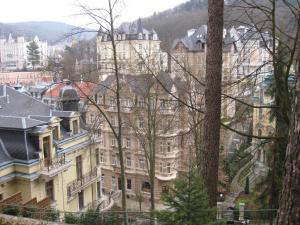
(138, 33, 143, 40)
(52, 126, 59, 140)
(42, 136, 51, 165)
(72, 120, 79, 135)
(153, 33, 157, 40)
(122, 34, 126, 40)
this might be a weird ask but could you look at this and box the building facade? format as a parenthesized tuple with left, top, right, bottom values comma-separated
(96, 19, 168, 78)
(86, 73, 190, 201)
(0, 85, 104, 212)
(0, 34, 48, 71)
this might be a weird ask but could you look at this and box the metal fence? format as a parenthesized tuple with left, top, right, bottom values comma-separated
(0, 202, 278, 225)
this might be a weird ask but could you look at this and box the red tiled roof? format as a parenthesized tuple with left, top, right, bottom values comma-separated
(44, 81, 96, 99)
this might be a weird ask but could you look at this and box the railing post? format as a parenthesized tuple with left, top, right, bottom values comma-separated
(217, 202, 223, 220)
(239, 202, 245, 221)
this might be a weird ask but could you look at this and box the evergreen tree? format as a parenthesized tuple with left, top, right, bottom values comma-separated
(157, 169, 214, 225)
(245, 176, 250, 195)
(27, 41, 40, 70)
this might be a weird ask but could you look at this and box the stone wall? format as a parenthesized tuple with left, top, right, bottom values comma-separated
(0, 214, 67, 225)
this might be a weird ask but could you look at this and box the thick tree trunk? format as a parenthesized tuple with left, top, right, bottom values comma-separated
(276, 43, 300, 225)
(200, 0, 224, 206)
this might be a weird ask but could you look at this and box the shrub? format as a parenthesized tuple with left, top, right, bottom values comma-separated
(2, 205, 21, 216)
(22, 206, 37, 218)
(45, 209, 60, 222)
(64, 212, 80, 224)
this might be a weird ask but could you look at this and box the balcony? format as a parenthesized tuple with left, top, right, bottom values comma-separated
(67, 167, 99, 198)
(40, 154, 71, 178)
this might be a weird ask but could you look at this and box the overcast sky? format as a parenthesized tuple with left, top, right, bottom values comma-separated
(0, 0, 188, 27)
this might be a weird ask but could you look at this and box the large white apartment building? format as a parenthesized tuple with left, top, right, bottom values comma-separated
(0, 34, 48, 71)
(96, 19, 168, 78)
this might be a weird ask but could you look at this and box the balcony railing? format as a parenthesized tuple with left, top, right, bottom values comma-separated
(40, 154, 70, 178)
(67, 168, 98, 198)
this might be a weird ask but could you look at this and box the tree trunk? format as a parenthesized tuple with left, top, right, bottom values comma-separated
(200, 0, 224, 206)
(276, 40, 300, 225)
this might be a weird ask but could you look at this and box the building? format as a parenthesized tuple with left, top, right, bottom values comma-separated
(0, 34, 48, 71)
(171, 25, 272, 119)
(86, 73, 190, 201)
(0, 85, 105, 212)
(42, 81, 96, 109)
(0, 71, 53, 86)
(96, 19, 168, 78)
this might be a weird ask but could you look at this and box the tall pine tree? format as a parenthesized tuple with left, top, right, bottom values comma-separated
(27, 41, 40, 70)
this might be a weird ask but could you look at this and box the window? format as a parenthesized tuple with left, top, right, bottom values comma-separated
(112, 176, 117, 190)
(139, 158, 145, 169)
(125, 138, 131, 148)
(138, 33, 143, 40)
(43, 136, 51, 161)
(112, 154, 117, 166)
(111, 116, 116, 126)
(258, 129, 262, 137)
(109, 97, 115, 106)
(127, 179, 132, 190)
(139, 119, 144, 129)
(94, 94, 98, 103)
(78, 191, 84, 210)
(166, 142, 171, 153)
(118, 177, 122, 190)
(160, 142, 164, 154)
(76, 155, 82, 180)
(259, 108, 263, 120)
(52, 126, 59, 140)
(160, 163, 163, 173)
(100, 153, 105, 163)
(95, 149, 100, 165)
(97, 181, 101, 199)
(45, 180, 54, 201)
(111, 138, 117, 147)
(0, 194, 3, 201)
(73, 120, 79, 135)
(166, 163, 171, 173)
(126, 156, 131, 168)
(141, 181, 151, 192)
(162, 185, 169, 193)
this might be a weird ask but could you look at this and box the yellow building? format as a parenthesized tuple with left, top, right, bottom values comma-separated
(0, 84, 103, 212)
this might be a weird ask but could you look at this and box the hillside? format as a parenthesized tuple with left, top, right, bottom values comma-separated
(0, 21, 96, 44)
(141, 0, 208, 49)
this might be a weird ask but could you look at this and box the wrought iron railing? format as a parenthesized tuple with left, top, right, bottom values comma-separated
(67, 168, 98, 198)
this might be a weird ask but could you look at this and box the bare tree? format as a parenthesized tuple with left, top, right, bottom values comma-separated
(75, 1, 129, 224)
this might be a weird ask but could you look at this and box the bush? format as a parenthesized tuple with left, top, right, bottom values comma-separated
(22, 206, 37, 218)
(45, 209, 60, 222)
(80, 209, 101, 225)
(64, 212, 80, 224)
(2, 205, 21, 216)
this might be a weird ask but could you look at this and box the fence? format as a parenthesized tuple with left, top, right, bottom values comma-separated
(0, 202, 278, 225)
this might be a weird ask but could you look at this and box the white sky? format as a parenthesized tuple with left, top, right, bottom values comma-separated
(0, 0, 188, 27)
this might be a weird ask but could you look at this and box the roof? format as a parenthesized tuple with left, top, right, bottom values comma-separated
(0, 85, 84, 164)
(94, 72, 187, 96)
(43, 82, 96, 99)
(0, 116, 47, 129)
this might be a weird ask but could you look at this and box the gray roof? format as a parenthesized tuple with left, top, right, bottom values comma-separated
(0, 116, 47, 129)
(0, 85, 83, 165)
(0, 138, 13, 166)
(94, 72, 187, 96)
(99, 19, 158, 41)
